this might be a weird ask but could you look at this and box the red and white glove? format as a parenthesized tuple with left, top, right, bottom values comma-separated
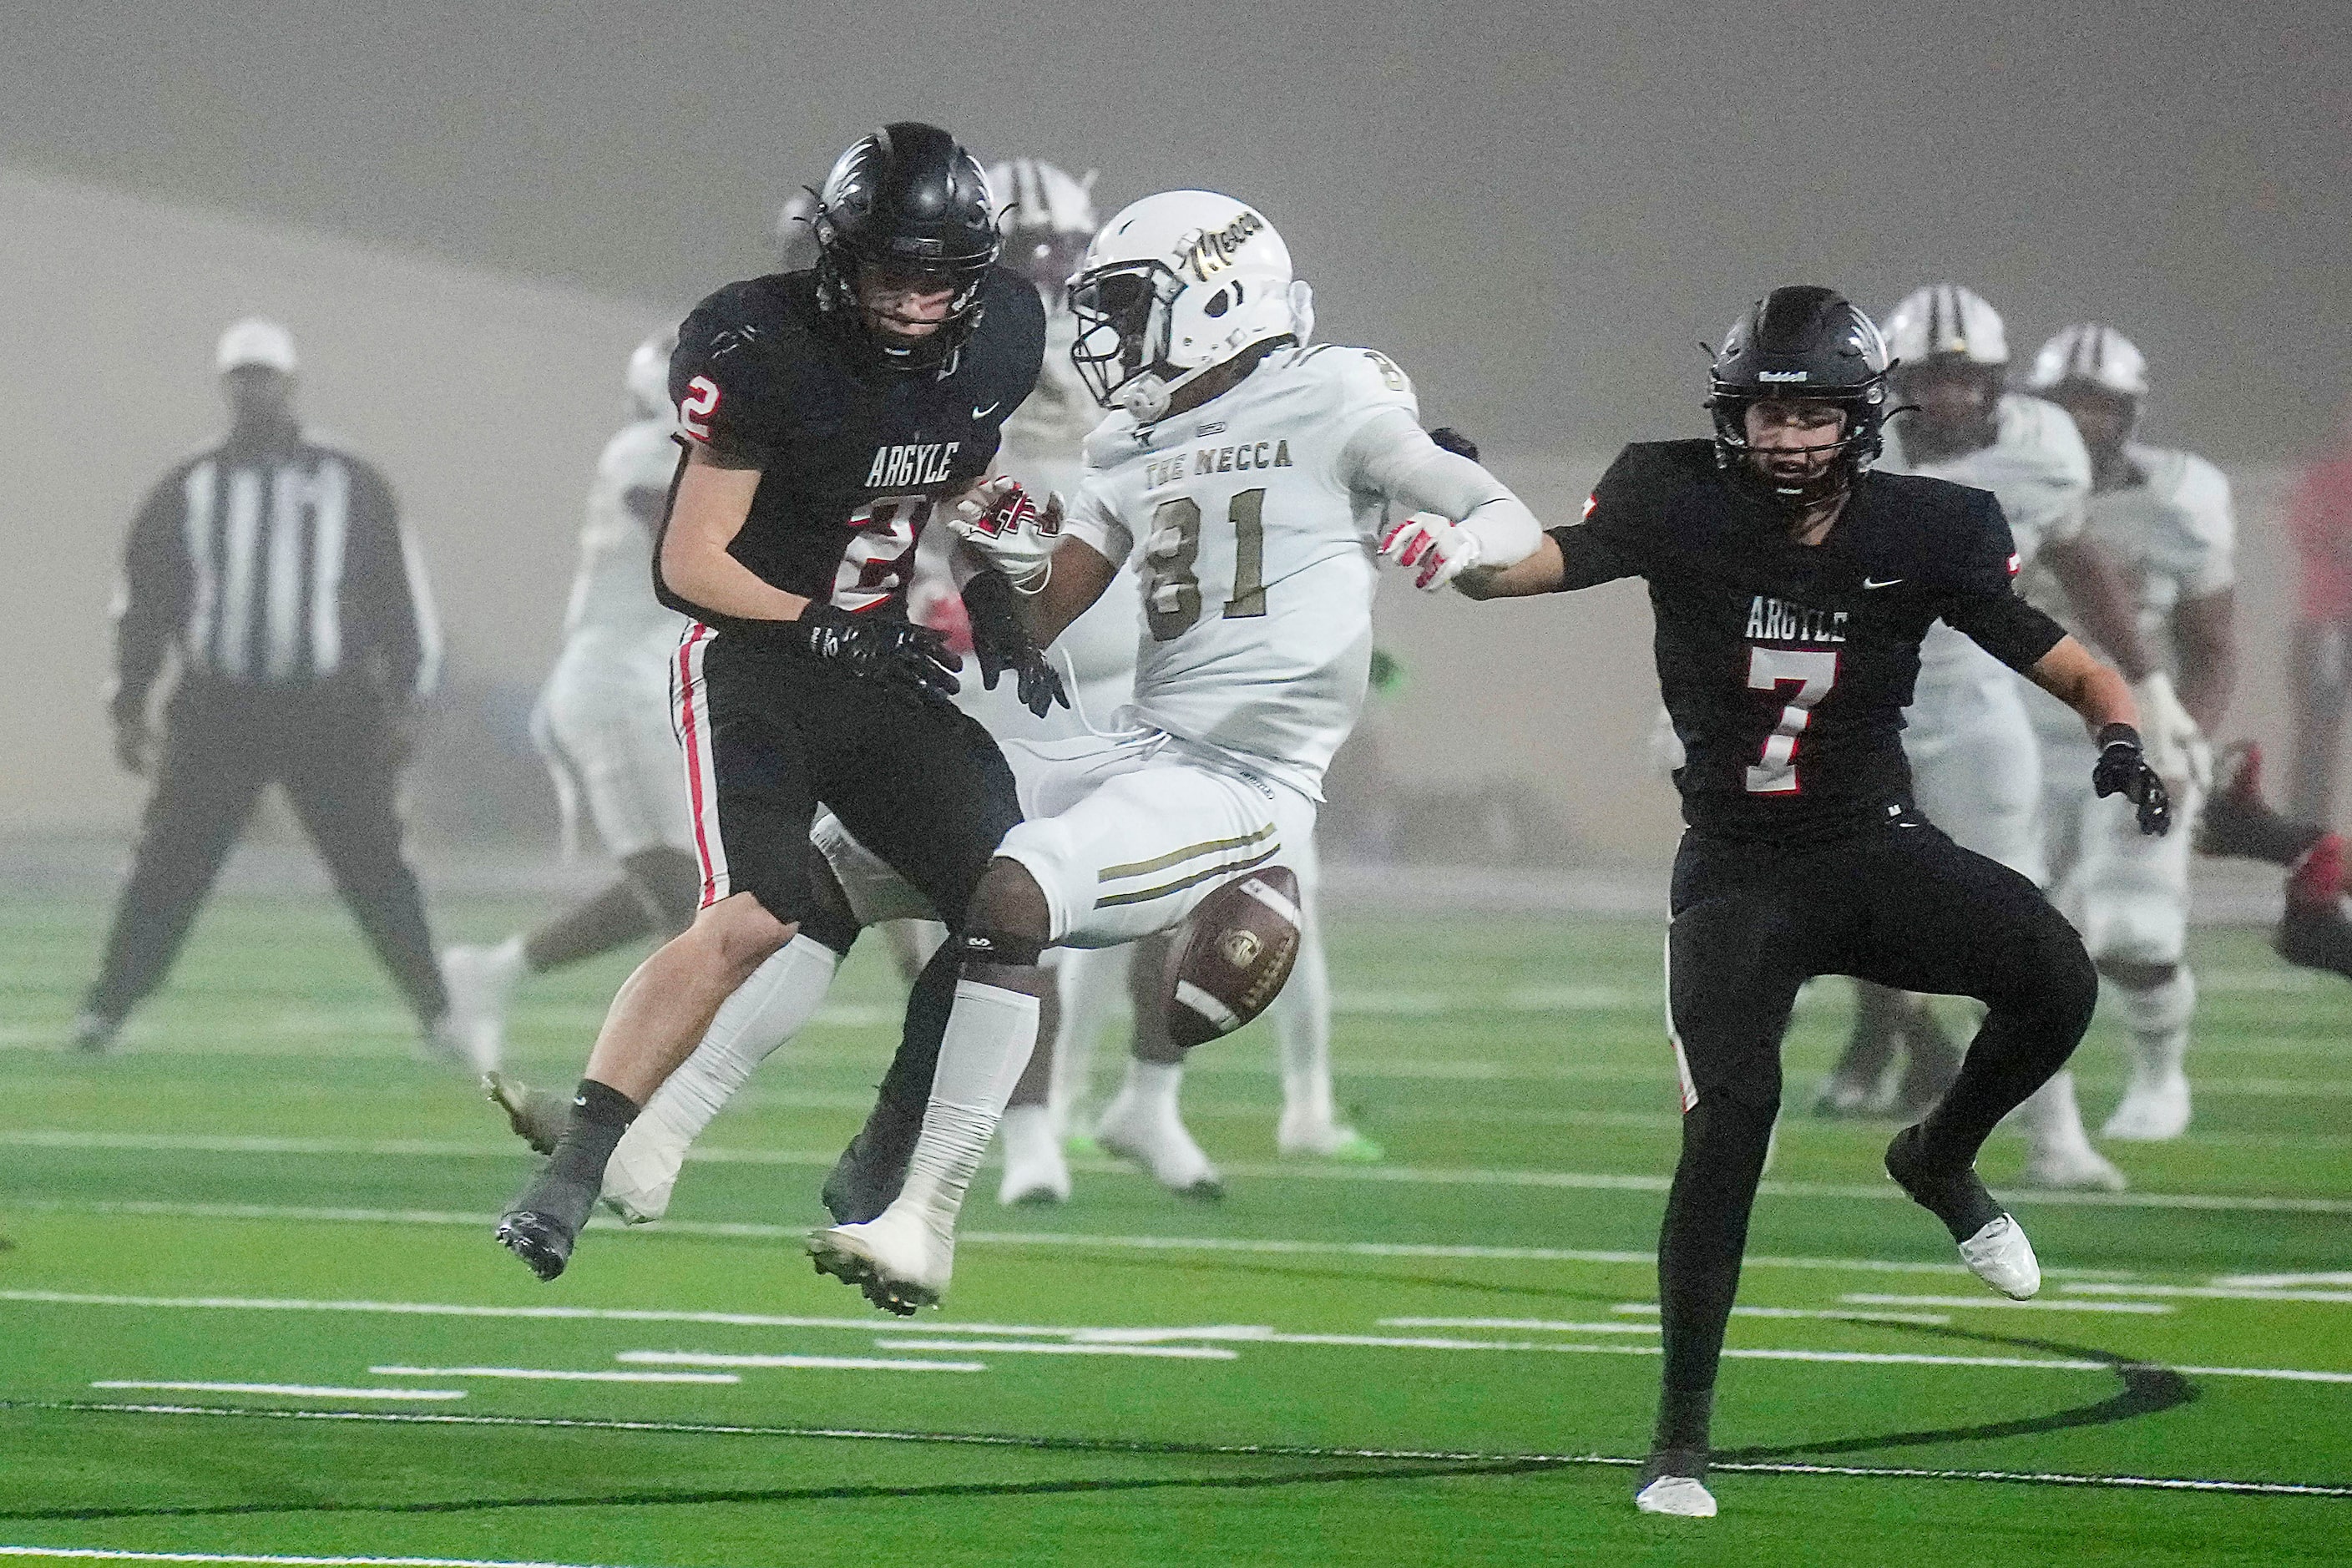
(947, 476, 1060, 585)
(1378, 513, 1482, 592)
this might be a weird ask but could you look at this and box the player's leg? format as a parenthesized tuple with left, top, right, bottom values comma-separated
(2199, 742, 2327, 865)
(2277, 832, 2352, 979)
(1049, 941, 1128, 1137)
(996, 949, 1072, 1205)
(2287, 618, 2352, 827)
(494, 631, 811, 1279)
(1093, 927, 1222, 1198)
(1853, 825, 2098, 1295)
(1641, 847, 1817, 1516)
(2076, 779, 2201, 1141)
(1270, 833, 1377, 1160)
(277, 696, 453, 1055)
(77, 690, 269, 1050)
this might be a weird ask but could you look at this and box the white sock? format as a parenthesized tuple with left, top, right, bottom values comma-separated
(1049, 945, 1124, 1136)
(1121, 1058, 1184, 1117)
(2118, 969, 2194, 1080)
(1274, 913, 1334, 1127)
(2013, 1069, 2093, 1155)
(613, 935, 841, 1164)
(898, 980, 1040, 1229)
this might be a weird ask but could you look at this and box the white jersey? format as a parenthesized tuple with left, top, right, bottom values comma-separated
(560, 418, 686, 645)
(1062, 343, 1417, 799)
(1879, 393, 2091, 701)
(2063, 443, 2234, 675)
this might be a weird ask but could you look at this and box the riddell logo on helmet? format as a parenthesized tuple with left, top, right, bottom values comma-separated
(1184, 211, 1266, 281)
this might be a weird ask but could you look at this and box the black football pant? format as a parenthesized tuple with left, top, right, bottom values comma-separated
(2288, 618, 2352, 827)
(1657, 816, 2097, 1412)
(84, 680, 448, 1030)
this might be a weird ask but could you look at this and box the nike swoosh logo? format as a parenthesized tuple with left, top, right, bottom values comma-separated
(1862, 577, 1904, 589)
(972, 401, 1003, 419)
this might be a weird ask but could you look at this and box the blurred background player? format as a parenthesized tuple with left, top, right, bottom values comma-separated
(2023, 324, 2235, 1140)
(1825, 284, 2193, 1193)
(2285, 407, 2352, 825)
(78, 319, 456, 1060)
(2199, 742, 2352, 978)
(441, 332, 701, 1070)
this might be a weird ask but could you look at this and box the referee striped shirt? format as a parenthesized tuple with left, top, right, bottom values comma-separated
(109, 428, 440, 715)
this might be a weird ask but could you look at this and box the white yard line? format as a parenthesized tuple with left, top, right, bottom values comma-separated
(1611, 1303, 1953, 1325)
(1840, 1294, 2175, 1315)
(2214, 1272, 2352, 1288)
(87, 1381, 462, 1400)
(367, 1366, 735, 1384)
(617, 1351, 984, 1373)
(2063, 1283, 2352, 1303)
(0, 1550, 630, 1568)
(885, 1340, 1238, 1360)
(1378, 1317, 1661, 1334)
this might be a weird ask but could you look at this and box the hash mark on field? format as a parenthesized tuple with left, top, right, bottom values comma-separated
(88, 1382, 463, 1401)
(368, 1367, 736, 1384)
(1841, 1294, 2175, 1315)
(0, 1548, 635, 1567)
(618, 1351, 984, 1373)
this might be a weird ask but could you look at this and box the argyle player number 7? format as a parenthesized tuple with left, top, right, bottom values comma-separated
(1384, 286, 2168, 1520)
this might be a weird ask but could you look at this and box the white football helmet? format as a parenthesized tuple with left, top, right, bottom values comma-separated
(2027, 324, 2149, 399)
(1882, 283, 2009, 367)
(625, 328, 676, 422)
(773, 191, 820, 272)
(985, 157, 1100, 297)
(1067, 190, 1313, 422)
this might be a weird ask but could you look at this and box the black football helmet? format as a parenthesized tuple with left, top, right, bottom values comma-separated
(811, 123, 1001, 372)
(1707, 286, 1893, 509)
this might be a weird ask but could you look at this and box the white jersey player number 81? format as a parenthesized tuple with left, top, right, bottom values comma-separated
(1144, 488, 1268, 639)
(1745, 645, 1840, 794)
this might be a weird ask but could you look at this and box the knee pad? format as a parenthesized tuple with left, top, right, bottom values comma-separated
(2120, 968, 2195, 1036)
(957, 926, 1043, 969)
(625, 847, 703, 932)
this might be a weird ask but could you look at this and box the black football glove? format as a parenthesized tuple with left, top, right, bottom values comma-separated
(961, 569, 1068, 719)
(1427, 426, 1479, 462)
(789, 602, 960, 701)
(2093, 723, 2172, 837)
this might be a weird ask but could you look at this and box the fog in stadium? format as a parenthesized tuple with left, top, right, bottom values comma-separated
(3, 2, 2350, 1558)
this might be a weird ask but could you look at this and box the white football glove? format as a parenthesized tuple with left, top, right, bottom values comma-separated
(2132, 670, 2209, 793)
(1378, 513, 1482, 592)
(946, 476, 1060, 586)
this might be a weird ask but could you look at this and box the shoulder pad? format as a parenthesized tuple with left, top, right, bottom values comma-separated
(1082, 411, 1146, 470)
(1995, 394, 2092, 484)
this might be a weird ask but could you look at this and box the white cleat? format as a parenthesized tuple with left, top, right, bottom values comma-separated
(2102, 1070, 2192, 1141)
(1959, 1213, 2042, 1299)
(1635, 1475, 1717, 1517)
(996, 1105, 1071, 1206)
(2020, 1142, 2127, 1193)
(1095, 1090, 1224, 1201)
(439, 938, 524, 1073)
(1277, 1110, 1384, 1162)
(807, 1203, 953, 1317)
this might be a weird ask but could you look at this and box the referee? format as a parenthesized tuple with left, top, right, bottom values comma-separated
(75, 319, 460, 1061)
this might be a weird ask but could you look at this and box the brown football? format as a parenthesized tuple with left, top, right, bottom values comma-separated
(1161, 866, 1302, 1050)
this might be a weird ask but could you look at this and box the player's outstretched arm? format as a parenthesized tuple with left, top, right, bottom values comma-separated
(2031, 635, 2172, 836)
(1454, 534, 1569, 599)
(658, 447, 811, 623)
(1020, 534, 1120, 645)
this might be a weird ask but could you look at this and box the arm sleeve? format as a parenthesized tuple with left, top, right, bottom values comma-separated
(1939, 491, 2066, 673)
(345, 461, 443, 700)
(1341, 407, 1541, 568)
(109, 470, 192, 716)
(2176, 456, 2236, 599)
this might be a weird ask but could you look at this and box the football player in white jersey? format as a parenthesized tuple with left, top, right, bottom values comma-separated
(441, 333, 702, 1070)
(2024, 325, 2235, 1139)
(807, 190, 1543, 1312)
(1823, 284, 2194, 1190)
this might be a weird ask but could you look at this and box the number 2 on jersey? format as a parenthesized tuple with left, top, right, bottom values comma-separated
(832, 495, 928, 612)
(1744, 646, 1839, 794)
(1144, 488, 1267, 641)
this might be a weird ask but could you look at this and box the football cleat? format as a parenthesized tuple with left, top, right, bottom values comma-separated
(69, 1011, 121, 1055)
(2275, 837, 2352, 980)
(1957, 1213, 2042, 1300)
(1096, 1090, 1224, 1201)
(2196, 743, 2301, 863)
(439, 938, 524, 1072)
(995, 1104, 1072, 1206)
(493, 1168, 600, 1283)
(2020, 1141, 2127, 1192)
(2101, 1070, 2193, 1141)
(485, 1073, 567, 1156)
(808, 1206, 953, 1316)
(1277, 1110, 1383, 1162)
(822, 1099, 923, 1226)
(1635, 1454, 1717, 1518)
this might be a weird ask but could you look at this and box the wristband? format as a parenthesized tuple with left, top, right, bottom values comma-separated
(2097, 723, 2142, 751)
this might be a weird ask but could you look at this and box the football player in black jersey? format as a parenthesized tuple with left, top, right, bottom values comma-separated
(1380, 286, 2170, 1518)
(493, 122, 1065, 1282)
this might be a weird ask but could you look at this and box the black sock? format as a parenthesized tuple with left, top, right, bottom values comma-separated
(1650, 1385, 1714, 1464)
(546, 1078, 640, 1191)
(1886, 1124, 2003, 1242)
(877, 941, 960, 1118)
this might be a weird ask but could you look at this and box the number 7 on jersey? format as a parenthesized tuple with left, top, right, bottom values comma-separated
(1744, 646, 1839, 795)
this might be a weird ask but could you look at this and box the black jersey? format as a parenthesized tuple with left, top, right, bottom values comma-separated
(1550, 439, 2066, 842)
(662, 267, 1046, 629)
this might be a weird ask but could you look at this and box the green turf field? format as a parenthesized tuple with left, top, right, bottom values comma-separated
(2, 886, 2347, 1565)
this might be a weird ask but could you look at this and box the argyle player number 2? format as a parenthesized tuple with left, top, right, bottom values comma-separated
(1388, 285, 2167, 1520)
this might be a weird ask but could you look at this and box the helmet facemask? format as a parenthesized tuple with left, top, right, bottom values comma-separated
(1710, 388, 1886, 511)
(1068, 259, 1186, 418)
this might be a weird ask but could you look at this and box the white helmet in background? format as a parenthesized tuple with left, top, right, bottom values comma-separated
(985, 158, 1100, 299)
(1882, 283, 2009, 367)
(625, 328, 676, 422)
(1067, 190, 1312, 422)
(2027, 324, 2149, 399)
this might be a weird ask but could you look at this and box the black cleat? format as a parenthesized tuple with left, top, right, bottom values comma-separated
(822, 1100, 922, 1226)
(2198, 743, 2321, 865)
(494, 1167, 600, 1282)
(2276, 837, 2352, 980)
(485, 1073, 568, 1156)
(1884, 1124, 2003, 1243)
